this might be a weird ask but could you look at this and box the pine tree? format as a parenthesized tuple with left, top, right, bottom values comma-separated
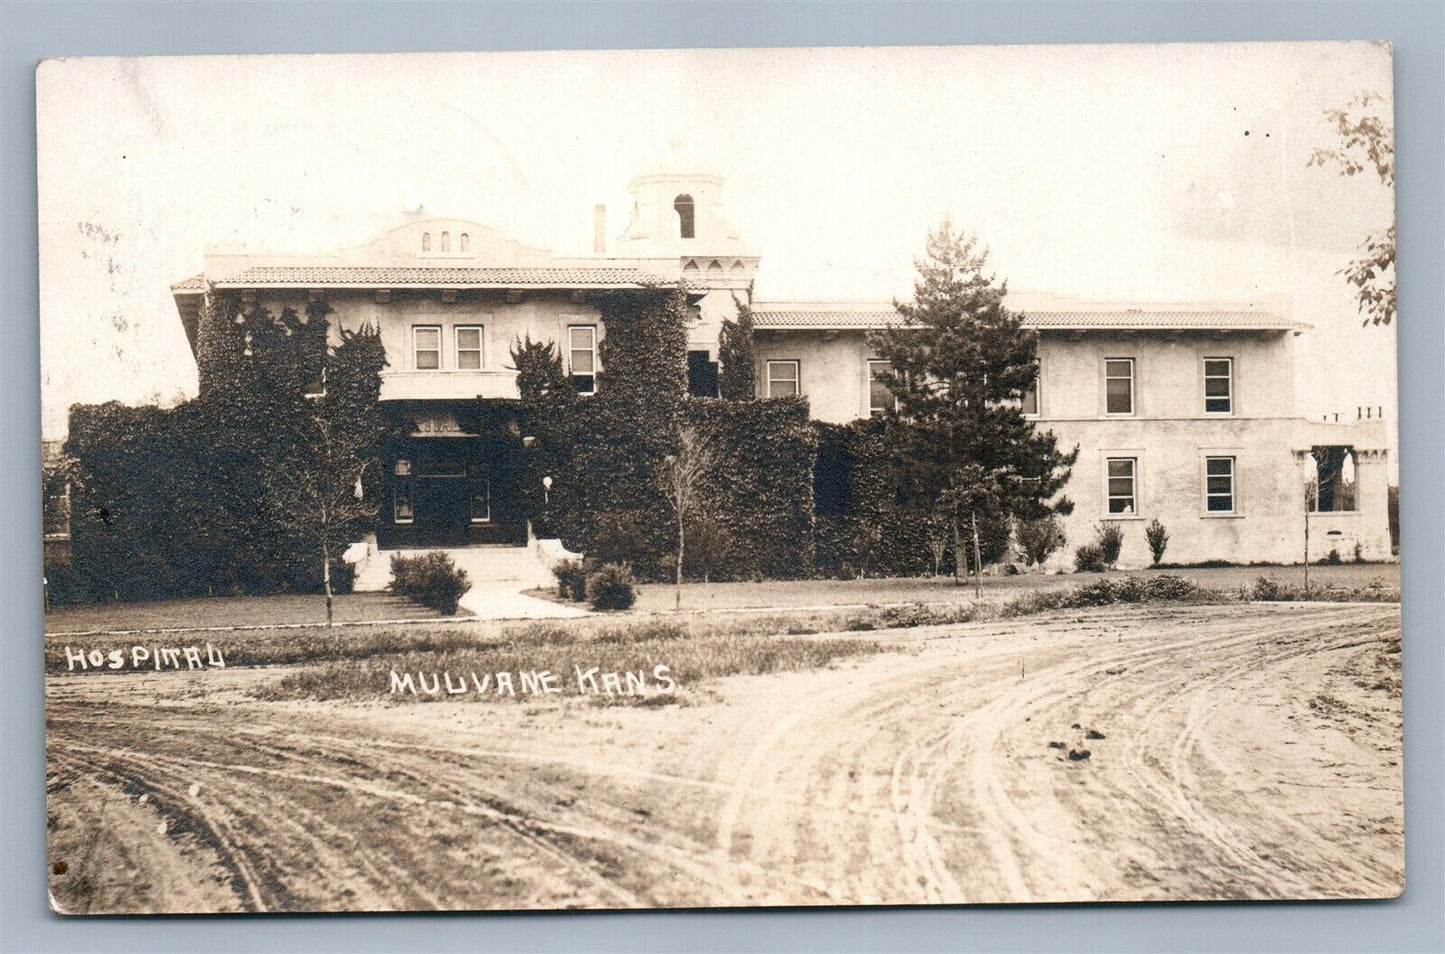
(870, 220, 1077, 590)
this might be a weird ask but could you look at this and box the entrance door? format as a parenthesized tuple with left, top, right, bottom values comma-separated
(413, 454, 471, 544)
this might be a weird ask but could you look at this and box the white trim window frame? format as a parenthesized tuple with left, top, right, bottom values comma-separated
(413, 324, 442, 371)
(1104, 357, 1135, 416)
(1104, 456, 1139, 516)
(1203, 356, 1234, 415)
(1204, 455, 1237, 514)
(866, 359, 895, 415)
(766, 359, 801, 398)
(568, 324, 598, 395)
(455, 324, 484, 371)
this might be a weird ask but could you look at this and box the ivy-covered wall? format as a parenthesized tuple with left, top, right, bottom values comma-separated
(682, 396, 816, 580)
(564, 286, 690, 576)
(813, 419, 951, 578)
(54, 292, 386, 604)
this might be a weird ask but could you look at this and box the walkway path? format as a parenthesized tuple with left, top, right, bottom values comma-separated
(353, 542, 587, 621)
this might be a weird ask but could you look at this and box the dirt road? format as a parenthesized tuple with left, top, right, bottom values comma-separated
(46, 602, 1403, 912)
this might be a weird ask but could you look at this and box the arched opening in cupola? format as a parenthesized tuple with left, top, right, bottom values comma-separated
(674, 194, 695, 239)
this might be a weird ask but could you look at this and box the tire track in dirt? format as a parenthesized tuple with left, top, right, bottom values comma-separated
(47, 603, 1402, 909)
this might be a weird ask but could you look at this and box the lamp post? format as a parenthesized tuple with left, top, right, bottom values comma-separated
(542, 475, 552, 506)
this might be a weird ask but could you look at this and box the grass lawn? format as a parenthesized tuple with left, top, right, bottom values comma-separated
(44, 591, 450, 635)
(630, 563, 1401, 613)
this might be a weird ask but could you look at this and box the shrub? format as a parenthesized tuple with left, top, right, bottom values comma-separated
(552, 559, 590, 601)
(1113, 576, 1149, 603)
(1145, 518, 1169, 566)
(1250, 576, 1285, 601)
(1074, 543, 1107, 573)
(389, 552, 469, 615)
(585, 563, 637, 611)
(1353, 542, 1364, 564)
(1096, 523, 1124, 567)
(1318, 547, 1343, 566)
(1143, 574, 1201, 601)
(1016, 515, 1065, 568)
(1063, 574, 1201, 608)
(1068, 578, 1120, 606)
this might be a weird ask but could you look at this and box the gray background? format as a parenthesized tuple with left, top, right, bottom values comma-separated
(2, 2, 1440, 952)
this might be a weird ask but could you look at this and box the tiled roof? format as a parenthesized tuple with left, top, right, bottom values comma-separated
(752, 308, 1305, 332)
(174, 266, 675, 290)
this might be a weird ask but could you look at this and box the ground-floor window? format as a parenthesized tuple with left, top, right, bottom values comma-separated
(1105, 457, 1137, 515)
(393, 459, 414, 523)
(767, 359, 800, 398)
(1204, 456, 1236, 513)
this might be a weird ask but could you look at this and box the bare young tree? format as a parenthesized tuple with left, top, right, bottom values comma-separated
(655, 423, 719, 610)
(267, 395, 379, 626)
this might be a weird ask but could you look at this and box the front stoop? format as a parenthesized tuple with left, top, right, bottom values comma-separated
(349, 540, 587, 620)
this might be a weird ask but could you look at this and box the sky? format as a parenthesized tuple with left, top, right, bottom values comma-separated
(37, 41, 1396, 446)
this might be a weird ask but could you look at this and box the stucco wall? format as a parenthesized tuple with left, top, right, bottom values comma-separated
(755, 330, 876, 422)
(250, 290, 605, 402)
(1034, 330, 1297, 420)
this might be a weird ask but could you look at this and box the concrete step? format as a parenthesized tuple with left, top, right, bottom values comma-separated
(351, 542, 561, 592)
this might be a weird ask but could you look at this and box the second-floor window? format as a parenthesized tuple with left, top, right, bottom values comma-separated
(413, 325, 442, 370)
(868, 359, 895, 415)
(1204, 357, 1233, 414)
(569, 325, 598, 395)
(767, 359, 800, 398)
(1105, 457, 1137, 515)
(455, 326, 484, 370)
(1022, 364, 1040, 416)
(1105, 358, 1135, 415)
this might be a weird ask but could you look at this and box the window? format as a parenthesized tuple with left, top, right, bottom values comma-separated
(1105, 359, 1135, 415)
(393, 459, 414, 523)
(1205, 456, 1236, 513)
(687, 350, 718, 398)
(459, 232, 470, 252)
(455, 325, 483, 370)
(413, 325, 442, 370)
(1021, 367, 1040, 416)
(421, 232, 431, 252)
(469, 464, 490, 523)
(440, 231, 450, 252)
(674, 194, 696, 239)
(568, 325, 598, 394)
(868, 360, 895, 415)
(1105, 457, 1137, 515)
(1204, 357, 1233, 414)
(767, 360, 801, 398)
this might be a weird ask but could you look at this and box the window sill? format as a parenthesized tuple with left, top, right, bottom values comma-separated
(1101, 514, 1148, 521)
(1200, 512, 1245, 519)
